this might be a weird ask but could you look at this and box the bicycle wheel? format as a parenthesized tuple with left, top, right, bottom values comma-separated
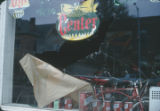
(132, 99, 149, 111)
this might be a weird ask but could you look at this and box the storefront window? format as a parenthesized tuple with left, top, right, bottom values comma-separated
(0, 0, 160, 110)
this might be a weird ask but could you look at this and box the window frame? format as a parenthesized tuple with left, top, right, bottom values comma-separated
(0, 0, 15, 106)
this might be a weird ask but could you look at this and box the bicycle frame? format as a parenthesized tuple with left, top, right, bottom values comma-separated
(75, 75, 148, 111)
(94, 85, 145, 111)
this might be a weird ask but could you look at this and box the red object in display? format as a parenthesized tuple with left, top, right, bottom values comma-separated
(124, 102, 133, 111)
(65, 98, 72, 109)
(103, 101, 111, 111)
(132, 86, 139, 98)
(48, 102, 53, 108)
(92, 100, 101, 111)
(79, 92, 89, 111)
(113, 101, 123, 111)
(79, 92, 93, 111)
(157, 82, 160, 86)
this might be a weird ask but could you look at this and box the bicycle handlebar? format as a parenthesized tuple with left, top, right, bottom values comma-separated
(75, 75, 152, 87)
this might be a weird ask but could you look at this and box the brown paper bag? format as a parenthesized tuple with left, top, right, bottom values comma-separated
(19, 54, 92, 108)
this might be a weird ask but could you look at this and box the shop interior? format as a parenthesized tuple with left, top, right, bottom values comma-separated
(11, 0, 160, 110)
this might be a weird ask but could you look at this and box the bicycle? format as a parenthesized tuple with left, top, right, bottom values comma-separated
(75, 75, 149, 111)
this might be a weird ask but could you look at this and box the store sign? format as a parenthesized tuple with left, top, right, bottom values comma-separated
(56, 0, 100, 41)
(8, 0, 30, 19)
(9, 0, 30, 9)
(12, 9, 24, 19)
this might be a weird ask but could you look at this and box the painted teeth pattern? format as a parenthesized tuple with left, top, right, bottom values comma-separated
(63, 32, 93, 40)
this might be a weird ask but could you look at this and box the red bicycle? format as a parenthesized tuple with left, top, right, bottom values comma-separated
(75, 75, 149, 111)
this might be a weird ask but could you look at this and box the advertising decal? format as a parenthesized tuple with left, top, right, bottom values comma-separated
(56, 0, 100, 41)
(8, 0, 30, 19)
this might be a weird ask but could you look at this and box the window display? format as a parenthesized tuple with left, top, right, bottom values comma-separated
(0, 0, 160, 111)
